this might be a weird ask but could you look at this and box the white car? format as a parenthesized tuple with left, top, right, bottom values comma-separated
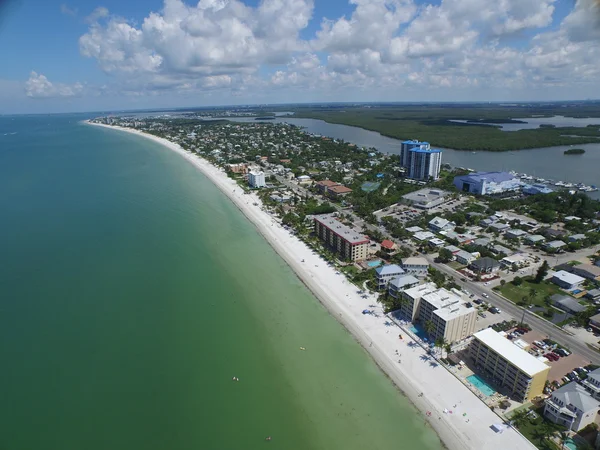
(482, 293, 489, 298)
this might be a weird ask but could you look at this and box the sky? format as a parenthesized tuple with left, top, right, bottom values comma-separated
(0, 0, 599, 113)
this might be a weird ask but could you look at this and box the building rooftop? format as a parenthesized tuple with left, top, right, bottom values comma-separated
(402, 257, 429, 267)
(550, 294, 587, 313)
(470, 257, 501, 271)
(389, 274, 420, 290)
(328, 185, 353, 194)
(575, 264, 600, 277)
(313, 214, 369, 245)
(546, 240, 567, 248)
(551, 382, 599, 414)
(403, 282, 438, 299)
(316, 180, 340, 187)
(413, 231, 435, 241)
(402, 188, 448, 204)
(381, 239, 396, 250)
(422, 288, 474, 321)
(552, 270, 585, 286)
(473, 328, 549, 377)
(457, 171, 517, 184)
(375, 264, 405, 276)
(411, 147, 442, 154)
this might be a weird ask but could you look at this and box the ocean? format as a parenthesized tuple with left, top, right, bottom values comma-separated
(0, 115, 441, 450)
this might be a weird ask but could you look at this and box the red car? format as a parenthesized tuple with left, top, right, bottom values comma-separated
(544, 353, 558, 361)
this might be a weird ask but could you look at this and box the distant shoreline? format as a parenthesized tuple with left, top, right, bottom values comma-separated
(84, 120, 536, 450)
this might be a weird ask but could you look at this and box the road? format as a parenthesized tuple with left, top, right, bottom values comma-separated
(427, 257, 600, 365)
(275, 175, 600, 364)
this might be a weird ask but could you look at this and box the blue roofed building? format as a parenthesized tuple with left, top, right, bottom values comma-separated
(400, 140, 430, 167)
(523, 184, 554, 195)
(375, 264, 406, 289)
(453, 171, 522, 196)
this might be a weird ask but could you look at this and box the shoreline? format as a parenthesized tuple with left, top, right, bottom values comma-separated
(85, 120, 536, 450)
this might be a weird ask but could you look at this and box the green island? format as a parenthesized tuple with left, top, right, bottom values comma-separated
(564, 148, 585, 155)
(286, 103, 600, 151)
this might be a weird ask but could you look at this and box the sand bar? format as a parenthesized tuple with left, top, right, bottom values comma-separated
(87, 121, 537, 450)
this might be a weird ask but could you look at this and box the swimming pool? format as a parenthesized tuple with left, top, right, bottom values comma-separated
(572, 289, 583, 295)
(466, 374, 496, 397)
(409, 324, 429, 340)
(367, 260, 382, 268)
(564, 438, 577, 450)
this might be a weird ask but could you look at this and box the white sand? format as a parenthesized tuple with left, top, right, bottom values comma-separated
(88, 121, 537, 450)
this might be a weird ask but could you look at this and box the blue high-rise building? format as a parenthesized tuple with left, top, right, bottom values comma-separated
(400, 140, 442, 180)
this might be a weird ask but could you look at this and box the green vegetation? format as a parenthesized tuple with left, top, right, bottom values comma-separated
(291, 104, 600, 151)
(486, 192, 600, 224)
(499, 277, 562, 308)
(564, 148, 586, 155)
(510, 408, 567, 450)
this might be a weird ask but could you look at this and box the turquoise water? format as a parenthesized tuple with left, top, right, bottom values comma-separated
(367, 260, 382, 268)
(467, 374, 496, 397)
(0, 115, 442, 450)
(564, 438, 577, 450)
(409, 324, 429, 341)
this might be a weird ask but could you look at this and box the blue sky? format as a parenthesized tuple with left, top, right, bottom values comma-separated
(0, 0, 598, 113)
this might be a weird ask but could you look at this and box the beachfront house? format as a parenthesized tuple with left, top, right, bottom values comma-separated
(401, 257, 430, 278)
(582, 368, 600, 400)
(544, 382, 600, 432)
(388, 275, 420, 298)
(375, 264, 405, 290)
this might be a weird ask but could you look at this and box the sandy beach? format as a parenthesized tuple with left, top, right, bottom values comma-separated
(87, 121, 537, 450)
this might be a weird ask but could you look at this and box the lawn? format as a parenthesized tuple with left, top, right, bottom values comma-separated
(499, 277, 563, 308)
(447, 261, 466, 270)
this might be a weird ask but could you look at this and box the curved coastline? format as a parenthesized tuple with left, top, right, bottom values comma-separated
(85, 120, 536, 450)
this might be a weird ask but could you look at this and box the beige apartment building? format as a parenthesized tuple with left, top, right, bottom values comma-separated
(470, 328, 550, 402)
(398, 283, 477, 344)
(313, 214, 369, 261)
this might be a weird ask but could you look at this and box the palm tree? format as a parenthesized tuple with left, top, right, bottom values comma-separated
(510, 410, 528, 429)
(444, 343, 452, 357)
(559, 431, 570, 450)
(434, 337, 445, 357)
(424, 320, 435, 338)
(529, 288, 538, 304)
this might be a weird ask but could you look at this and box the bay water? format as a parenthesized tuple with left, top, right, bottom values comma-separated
(0, 115, 441, 450)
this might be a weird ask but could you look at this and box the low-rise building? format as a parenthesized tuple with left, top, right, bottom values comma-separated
(444, 245, 461, 255)
(490, 244, 513, 256)
(525, 235, 546, 245)
(380, 239, 397, 254)
(544, 240, 567, 251)
(428, 238, 446, 247)
(586, 289, 600, 302)
(455, 250, 476, 265)
(470, 257, 501, 274)
(413, 231, 435, 241)
(429, 217, 455, 233)
(443, 231, 476, 245)
(582, 368, 600, 400)
(388, 275, 420, 298)
(401, 257, 430, 277)
(375, 264, 406, 289)
(398, 284, 477, 344)
(489, 222, 510, 232)
(568, 234, 586, 242)
(551, 271, 586, 290)
(505, 229, 529, 240)
(550, 294, 587, 314)
(315, 180, 339, 194)
(544, 382, 600, 431)
(501, 253, 530, 270)
(401, 188, 449, 210)
(590, 313, 600, 331)
(327, 184, 353, 199)
(313, 214, 369, 261)
(470, 328, 550, 402)
(572, 264, 600, 281)
(473, 237, 491, 247)
(227, 163, 248, 174)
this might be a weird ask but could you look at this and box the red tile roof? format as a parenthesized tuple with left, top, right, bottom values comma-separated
(381, 239, 395, 250)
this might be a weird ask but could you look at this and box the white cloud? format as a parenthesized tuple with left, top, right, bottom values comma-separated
(85, 6, 109, 24)
(60, 4, 78, 16)
(25, 72, 84, 98)
(69, 0, 600, 102)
